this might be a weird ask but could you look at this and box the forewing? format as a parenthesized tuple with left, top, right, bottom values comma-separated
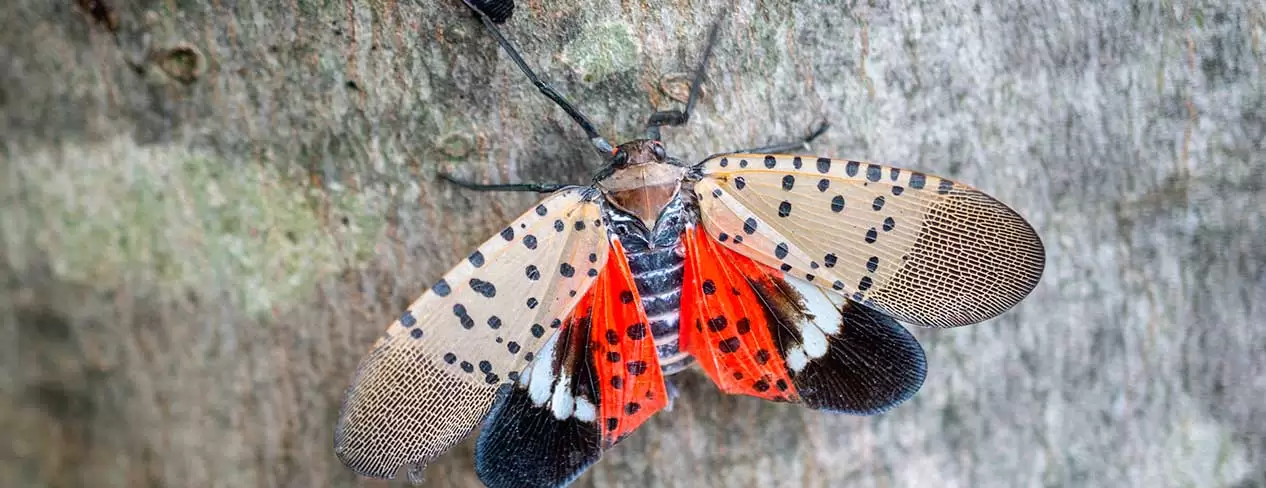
(335, 187, 610, 479)
(695, 154, 1045, 328)
(475, 239, 668, 487)
(681, 223, 926, 414)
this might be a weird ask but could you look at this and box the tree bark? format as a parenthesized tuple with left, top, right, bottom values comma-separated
(2, 0, 1263, 487)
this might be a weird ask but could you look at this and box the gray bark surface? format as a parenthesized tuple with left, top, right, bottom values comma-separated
(2, 0, 1262, 487)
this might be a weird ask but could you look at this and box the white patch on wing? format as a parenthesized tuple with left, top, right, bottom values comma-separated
(800, 321, 829, 359)
(550, 374, 575, 419)
(785, 274, 843, 336)
(526, 333, 560, 406)
(573, 396, 596, 422)
(785, 346, 809, 372)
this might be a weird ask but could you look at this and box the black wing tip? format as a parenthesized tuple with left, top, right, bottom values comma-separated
(795, 303, 928, 415)
(475, 385, 603, 488)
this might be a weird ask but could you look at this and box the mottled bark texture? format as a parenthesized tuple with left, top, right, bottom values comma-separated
(2, 0, 1263, 487)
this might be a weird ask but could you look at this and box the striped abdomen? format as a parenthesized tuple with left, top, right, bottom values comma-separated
(624, 242, 694, 376)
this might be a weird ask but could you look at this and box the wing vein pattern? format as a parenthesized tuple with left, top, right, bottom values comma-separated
(694, 154, 1046, 328)
(335, 187, 609, 479)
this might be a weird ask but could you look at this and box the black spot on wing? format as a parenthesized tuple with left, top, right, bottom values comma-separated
(470, 278, 497, 297)
(774, 243, 789, 259)
(910, 173, 927, 189)
(778, 201, 792, 217)
(789, 303, 927, 415)
(476, 384, 602, 488)
(866, 164, 882, 182)
(830, 196, 845, 213)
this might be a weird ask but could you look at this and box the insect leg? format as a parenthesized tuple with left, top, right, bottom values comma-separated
(459, 0, 615, 156)
(644, 19, 724, 141)
(727, 120, 831, 154)
(439, 172, 572, 193)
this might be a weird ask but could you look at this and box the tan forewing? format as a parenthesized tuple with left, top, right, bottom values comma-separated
(335, 187, 610, 479)
(695, 154, 1044, 328)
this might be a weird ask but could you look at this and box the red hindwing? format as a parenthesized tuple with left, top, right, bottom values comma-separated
(579, 239, 668, 447)
(679, 225, 799, 402)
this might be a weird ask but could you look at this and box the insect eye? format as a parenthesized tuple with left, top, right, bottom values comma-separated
(651, 142, 667, 160)
(612, 150, 629, 167)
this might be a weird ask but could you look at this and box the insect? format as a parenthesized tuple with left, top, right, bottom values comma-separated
(335, 3, 1046, 487)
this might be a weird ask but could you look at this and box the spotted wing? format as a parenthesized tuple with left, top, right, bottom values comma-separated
(680, 224, 927, 413)
(679, 225, 798, 402)
(335, 187, 610, 480)
(694, 154, 1045, 328)
(475, 239, 668, 488)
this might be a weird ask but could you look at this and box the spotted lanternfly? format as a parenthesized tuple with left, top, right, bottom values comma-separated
(335, 3, 1046, 487)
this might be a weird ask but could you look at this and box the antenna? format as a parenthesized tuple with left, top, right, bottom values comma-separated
(643, 19, 724, 141)
(460, 0, 615, 155)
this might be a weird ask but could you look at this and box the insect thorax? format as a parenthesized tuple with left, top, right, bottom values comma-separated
(605, 185, 696, 376)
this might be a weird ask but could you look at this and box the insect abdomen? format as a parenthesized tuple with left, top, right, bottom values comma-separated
(624, 243, 693, 375)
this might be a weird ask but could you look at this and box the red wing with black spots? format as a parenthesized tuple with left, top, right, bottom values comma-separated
(587, 241, 669, 446)
(679, 226, 798, 402)
(681, 223, 928, 414)
(474, 240, 667, 488)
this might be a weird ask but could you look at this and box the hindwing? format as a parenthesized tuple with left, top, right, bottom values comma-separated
(680, 224, 927, 414)
(475, 239, 668, 488)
